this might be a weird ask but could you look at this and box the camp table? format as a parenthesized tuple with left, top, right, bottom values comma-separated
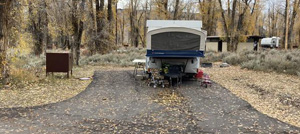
(132, 59, 146, 78)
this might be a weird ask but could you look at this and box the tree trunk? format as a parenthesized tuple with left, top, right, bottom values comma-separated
(209, 0, 217, 35)
(115, 1, 118, 45)
(108, 0, 115, 42)
(298, 29, 300, 48)
(42, 0, 50, 52)
(218, 0, 230, 51)
(88, 0, 96, 54)
(0, 0, 10, 83)
(108, 0, 113, 21)
(96, 0, 104, 33)
(163, 0, 168, 19)
(271, 4, 276, 36)
(96, 0, 100, 34)
(0, 1, 4, 40)
(285, 0, 290, 50)
(29, 1, 44, 56)
(0, 0, 5, 82)
(143, 0, 149, 47)
(219, 0, 250, 52)
(173, 0, 179, 20)
(89, 0, 95, 28)
(76, 21, 84, 65)
(252, 0, 260, 35)
(72, 0, 85, 65)
(95, 0, 104, 52)
(233, 0, 249, 51)
(71, 0, 78, 64)
(130, 0, 139, 47)
(288, 0, 300, 49)
(121, 13, 124, 45)
(207, 0, 212, 35)
(229, 0, 237, 52)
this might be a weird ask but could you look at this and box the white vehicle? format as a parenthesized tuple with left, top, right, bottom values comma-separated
(261, 37, 280, 48)
(145, 20, 207, 76)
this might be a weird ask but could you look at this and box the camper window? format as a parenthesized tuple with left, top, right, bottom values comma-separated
(151, 32, 200, 50)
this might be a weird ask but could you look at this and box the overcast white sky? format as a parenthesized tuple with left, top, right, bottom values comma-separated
(117, 0, 126, 9)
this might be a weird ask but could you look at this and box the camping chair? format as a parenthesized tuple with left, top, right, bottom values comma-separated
(164, 65, 184, 88)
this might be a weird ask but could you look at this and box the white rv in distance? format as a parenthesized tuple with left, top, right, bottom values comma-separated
(261, 37, 280, 48)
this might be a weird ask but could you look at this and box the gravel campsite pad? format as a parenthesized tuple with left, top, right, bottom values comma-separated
(0, 69, 299, 133)
(205, 63, 300, 127)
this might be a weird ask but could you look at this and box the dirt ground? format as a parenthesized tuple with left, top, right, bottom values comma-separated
(0, 69, 299, 133)
(204, 62, 300, 128)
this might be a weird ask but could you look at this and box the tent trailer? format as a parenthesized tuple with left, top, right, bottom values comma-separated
(146, 20, 207, 76)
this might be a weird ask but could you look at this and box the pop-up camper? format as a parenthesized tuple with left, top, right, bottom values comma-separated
(145, 20, 207, 76)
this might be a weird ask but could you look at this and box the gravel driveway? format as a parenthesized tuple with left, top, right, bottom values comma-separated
(0, 70, 299, 133)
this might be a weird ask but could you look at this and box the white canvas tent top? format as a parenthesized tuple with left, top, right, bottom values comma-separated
(147, 20, 203, 32)
(146, 20, 206, 54)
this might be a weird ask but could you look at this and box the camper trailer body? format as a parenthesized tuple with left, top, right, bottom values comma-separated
(146, 20, 207, 75)
(261, 37, 280, 48)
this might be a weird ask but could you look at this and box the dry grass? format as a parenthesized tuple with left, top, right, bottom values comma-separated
(204, 62, 300, 127)
(0, 65, 133, 108)
(0, 65, 93, 108)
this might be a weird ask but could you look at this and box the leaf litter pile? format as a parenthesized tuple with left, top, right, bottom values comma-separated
(0, 65, 130, 108)
(204, 62, 300, 127)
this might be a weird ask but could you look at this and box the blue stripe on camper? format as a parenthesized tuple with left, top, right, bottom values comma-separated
(146, 50, 205, 58)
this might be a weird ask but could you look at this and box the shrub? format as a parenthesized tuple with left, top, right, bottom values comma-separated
(204, 49, 300, 76)
(11, 54, 45, 70)
(241, 60, 257, 70)
(222, 49, 300, 76)
(223, 53, 242, 65)
(201, 51, 230, 63)
(80, 47, 146, 67)
(9, 67, 39, 88)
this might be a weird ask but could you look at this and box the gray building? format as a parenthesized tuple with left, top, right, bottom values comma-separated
(206, 36, 264, 52)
